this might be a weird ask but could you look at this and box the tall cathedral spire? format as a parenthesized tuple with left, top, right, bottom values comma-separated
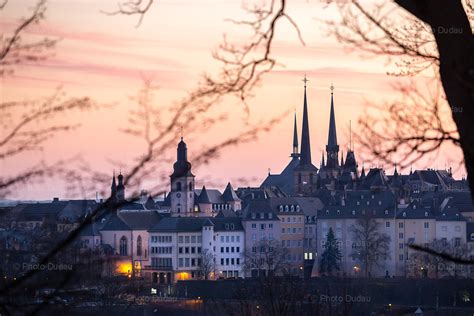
(299, 75, 312, 166)
(291, 111, 299, 157)
(327, 84, 338, 152)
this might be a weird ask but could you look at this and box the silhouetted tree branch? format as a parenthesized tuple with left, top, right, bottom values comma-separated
(1, 0, 57, 76)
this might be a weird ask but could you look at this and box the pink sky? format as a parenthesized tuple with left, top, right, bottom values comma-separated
(1, 0, 465, 200)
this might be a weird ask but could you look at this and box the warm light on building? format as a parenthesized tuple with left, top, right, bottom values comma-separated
(115, 261, 133, 276)
(177, 272, 190, 280)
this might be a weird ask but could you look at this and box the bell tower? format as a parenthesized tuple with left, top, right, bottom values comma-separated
(170, 137, 195, 216)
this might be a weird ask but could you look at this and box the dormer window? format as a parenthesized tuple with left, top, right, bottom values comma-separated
(291, 205, 294, 212)
(378, 201, 382, 205)
(424, 212, 428, 217)
(285, 205, 289, 212)
(296, 205, 300, 212)
(260, 212, 264, 219)
(337, 210, 340, 215)
(371, 195, 375, 199)
(403, 212, 406, 217)
(470, 233, 474, 241)
(384, 210, 388, 215)
(251, 213, 256, 219)
(230, 224, 235, 230)
(367, 201, 370, 205)
(279, 205, 283, 212)
(326, 210, 329, 215)
(268, 213, 273, 219)
(357, 201, 360, 206)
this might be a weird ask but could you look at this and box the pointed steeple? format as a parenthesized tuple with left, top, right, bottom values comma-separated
(394, 164, 399, 176)
(110, 171, 117, 198)
(291, 112, 299, 158)
(299, 75, 312, 166)
(222, 182, 239, 201)
(320, 151, 325, 168)
(198, 185, 212, 204)
(340, 150, 344, 166)
(361, 164, 366, 178)
(327, 84, 339, 152)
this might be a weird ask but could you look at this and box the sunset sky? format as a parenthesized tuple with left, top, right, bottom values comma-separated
(1, 0, 465, 200)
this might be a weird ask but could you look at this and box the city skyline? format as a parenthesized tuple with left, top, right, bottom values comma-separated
(2, 0, 465, 200)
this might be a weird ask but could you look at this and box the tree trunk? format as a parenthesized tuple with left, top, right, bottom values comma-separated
(394, 0, 474, 198)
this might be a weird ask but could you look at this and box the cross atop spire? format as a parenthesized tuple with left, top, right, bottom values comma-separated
(302, 74, 309, 87)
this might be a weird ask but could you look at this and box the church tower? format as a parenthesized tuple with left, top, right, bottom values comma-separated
(319, 84, 341, 180)
(326, 84, 339, 168)
(291, 112, 299, 158)
(294, 75, 318, 196)
(170, 137, 195, 216)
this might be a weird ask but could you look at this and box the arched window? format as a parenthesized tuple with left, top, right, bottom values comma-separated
(189, 181, 193, 191)
(176, 182, 182, 191)
(137, 235, 142, 256)
(120, 236, 128, 256)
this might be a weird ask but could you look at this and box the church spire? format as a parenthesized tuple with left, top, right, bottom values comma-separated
(327, 84, 338, 151)
(291, 111, 299, 157)
(299, 75, 312, 166)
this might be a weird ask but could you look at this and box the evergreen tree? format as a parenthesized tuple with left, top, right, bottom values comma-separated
(319, 227, 342, 275)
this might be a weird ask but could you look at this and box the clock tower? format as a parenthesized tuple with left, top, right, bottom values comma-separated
(170, 137, 195, 216)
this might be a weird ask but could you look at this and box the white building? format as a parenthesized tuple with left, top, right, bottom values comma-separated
(146, 217, 244, 284)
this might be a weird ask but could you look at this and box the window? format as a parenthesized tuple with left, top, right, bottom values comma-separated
(399, 243, 404, 249)
(176, 182, 182, 191)
(260, 223, 266, 230)
(226, 236, 230, 242)
(231, 236, 235, 242)
(179, 258, 183, 267)
(399, 254, 404, 261)
(221, 236, 224, 242)
(185, 236, 190, 243)
(282, 228, 285, 234)
(221, 247, 224, 253)
(236, 236, 240, 242)
(179, 247, 183, 254)
(252, 223, 256, 229)
(399, 222, 404, 228)
(252, 234, 256, 241)
(136, 235, 142, 256)
(191, 236, 196, 243)
(119, 236, 127, 255)
(385, 222, 390, 228)
(179, 236, 183, 243)
(399, 233, 404, 239)
(455, 238, 461, 247)
(424, 222, 429, 229)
